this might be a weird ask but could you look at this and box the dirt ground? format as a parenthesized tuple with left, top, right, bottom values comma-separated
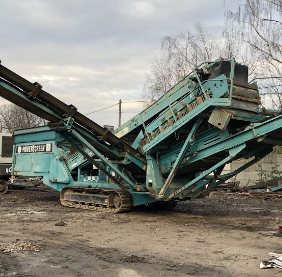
(1, 188, 282, 277)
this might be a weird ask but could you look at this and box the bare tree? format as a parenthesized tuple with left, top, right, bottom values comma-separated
(0, 104, 48, 133)
(161, 24, 221, 81)
(225, 0, 282, 108)
(226, 0, 282, 65)
(143, 55, 173, 103)
(144, 2, 282, 108)
(143, 23, 251, 103)
(143, 24, 222, 103)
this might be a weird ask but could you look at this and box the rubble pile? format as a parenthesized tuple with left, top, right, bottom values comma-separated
(210, 181, 282, 199)
(0, 241, 43, 253)
(210, 190, 282, 199)
(249, 191, 282, 199)
(211, 180, 250, 197)
(213, 181, 245, 193)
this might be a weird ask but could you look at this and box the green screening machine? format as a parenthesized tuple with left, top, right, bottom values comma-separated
(0, 58, 281, 212)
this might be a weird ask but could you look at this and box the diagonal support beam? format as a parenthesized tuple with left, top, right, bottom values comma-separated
(59, 131, 129, 189)
(167, 143, 246, 200)
(59, 131, 125, 189)
(63, 130, 137, 189)
(70, 129, 137, 188)
(190, 146, 273, 200)
(159, 118, 203, 198)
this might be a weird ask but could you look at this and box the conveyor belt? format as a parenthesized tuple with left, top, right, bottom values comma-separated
(0, 63, 144, 159)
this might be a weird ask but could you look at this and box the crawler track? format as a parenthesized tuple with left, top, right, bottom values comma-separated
(0, 182, 8, 194)
(60, 187, 133, 212)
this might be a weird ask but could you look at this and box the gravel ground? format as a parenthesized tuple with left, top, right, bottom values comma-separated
(1, 188, 282, 276)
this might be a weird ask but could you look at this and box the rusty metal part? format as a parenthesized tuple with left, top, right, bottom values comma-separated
(48, 121, 65, 127)
(231, 85, 258, 99)
(27, 83, 42, 97)
(227, 80, 257, 90)
(0, 182, 8, 194)
(232, 95, 260, 104)
(66, 105, 77, 117)
(101, 129, 111, 141)
(60, 187, 133, 212)
(208, 108, 232, 130)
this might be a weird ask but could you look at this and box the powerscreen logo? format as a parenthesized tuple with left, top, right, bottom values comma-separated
(16, 143, 52, 153)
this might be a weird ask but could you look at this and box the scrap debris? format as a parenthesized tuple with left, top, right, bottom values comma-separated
(55, 220, 67, 226)
(249, 191, 282, 199)
(8, 178, 53, 192)
(213, 181, 245, 193)
(210, 191, 282, 199)
(260, 253, 282, 269)
(0, 241, 43, 253)
(210, 181, 282, 199)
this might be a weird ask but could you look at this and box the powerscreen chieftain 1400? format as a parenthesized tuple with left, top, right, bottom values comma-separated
(0, 58, 281, 211)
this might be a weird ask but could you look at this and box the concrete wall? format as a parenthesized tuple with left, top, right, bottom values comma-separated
(229, 146, 282, 187)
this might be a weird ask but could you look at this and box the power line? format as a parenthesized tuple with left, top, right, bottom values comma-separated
(90, 113, 117, 121)
(85, 100, 146, 115)
(121, 111, 142, 113)
(84, 103, 119, 115)
(122, 102, 137, 115)
(122, 100, 147, 103)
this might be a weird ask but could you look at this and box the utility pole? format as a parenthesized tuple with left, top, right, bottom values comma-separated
(118, 99, 121, 127)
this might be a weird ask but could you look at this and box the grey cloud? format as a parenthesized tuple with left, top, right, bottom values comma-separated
(0, 0, 237, 128)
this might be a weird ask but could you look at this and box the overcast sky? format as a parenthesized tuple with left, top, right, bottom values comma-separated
(0, 0, 237, 128)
